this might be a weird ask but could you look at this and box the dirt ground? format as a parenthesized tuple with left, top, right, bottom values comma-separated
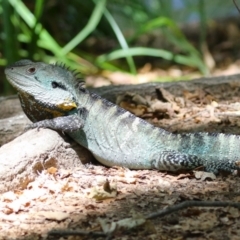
(1, 77, 240, 240)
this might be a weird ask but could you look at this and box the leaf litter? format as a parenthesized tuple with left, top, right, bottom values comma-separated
(2, 83, 240, 239)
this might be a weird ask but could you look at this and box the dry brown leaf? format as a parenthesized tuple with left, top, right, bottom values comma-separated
(120, 101, 147, 116)
(181, 212, 218, 231)
(194, 171, 216, 181)
(1, 191, 17, 202)
(115, 176, 137, 184)
(176, 173, 192, 180)
(58, 169, 72, 179)
(61, 183, 73, 192)
(157, 178, 173, 194)
(47, 167, 58, 175)
(157, 87, 176, 103)
(227, 207, 240, 218)
(5, 201, 22, 213)
(87, 179, 117, 200)
(98, 216, 146, 233)
(36, 211, 69, 221)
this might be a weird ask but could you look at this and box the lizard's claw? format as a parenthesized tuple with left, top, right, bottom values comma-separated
(24, 123, 44, 133)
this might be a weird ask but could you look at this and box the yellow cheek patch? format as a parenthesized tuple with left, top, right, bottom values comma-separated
(57, 100, 77, 111)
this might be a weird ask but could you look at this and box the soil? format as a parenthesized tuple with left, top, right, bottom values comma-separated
(1, 78, 240, 240)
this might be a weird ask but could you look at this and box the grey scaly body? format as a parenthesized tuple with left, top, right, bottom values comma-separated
(5, 60, 240, 174)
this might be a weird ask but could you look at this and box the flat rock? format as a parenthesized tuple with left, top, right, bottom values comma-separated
(0, 128, 94, 193)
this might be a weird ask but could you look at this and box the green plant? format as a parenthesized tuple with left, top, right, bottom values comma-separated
(2, 0, 215, 94)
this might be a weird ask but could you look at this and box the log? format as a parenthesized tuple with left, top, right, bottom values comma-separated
(2, 74, 240, 145)
(1, 74, 240, 192)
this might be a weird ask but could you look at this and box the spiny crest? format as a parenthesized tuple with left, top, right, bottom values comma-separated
(54, 62, 84, 86)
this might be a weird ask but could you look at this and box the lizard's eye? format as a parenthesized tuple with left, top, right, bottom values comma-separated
(51, 81, 67, 90)
(27, 67, 36, 74)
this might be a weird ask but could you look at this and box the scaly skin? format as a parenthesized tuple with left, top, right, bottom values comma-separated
(5, 60, 240, 174)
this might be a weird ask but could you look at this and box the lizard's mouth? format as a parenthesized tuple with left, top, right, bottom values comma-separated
(5, 74, 29, 91)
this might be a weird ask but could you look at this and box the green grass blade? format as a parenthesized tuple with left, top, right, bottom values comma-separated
(129, 16, 207, 74)
(9, 0, 62, 55)
(96, 47, 205, 70)
(102, 8, 137, 74)
(61, 0, 106, 55)
(28, 0, 45, 59)
(97, 47, 173, 62)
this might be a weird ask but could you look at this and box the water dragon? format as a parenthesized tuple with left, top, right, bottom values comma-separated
(5, 60, 240, 174)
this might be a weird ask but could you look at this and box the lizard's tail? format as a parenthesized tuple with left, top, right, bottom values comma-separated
(172, 132, 240, 173)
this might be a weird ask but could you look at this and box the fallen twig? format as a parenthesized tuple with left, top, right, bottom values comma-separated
(48, 200, 240, 239)
(48, 229, 106, 237)
(146, 200, 240, 219)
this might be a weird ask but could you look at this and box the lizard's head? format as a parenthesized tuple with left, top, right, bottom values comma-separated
(5, 59, 81, 121)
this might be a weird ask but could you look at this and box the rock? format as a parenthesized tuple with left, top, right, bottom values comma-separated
(0, 128, 94, 193)
(0, 97, 29, 146)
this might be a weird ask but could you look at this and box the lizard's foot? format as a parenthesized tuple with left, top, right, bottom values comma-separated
(24, 115, 84, 133)
(204, 159, 240, 175)
(24, 123, 45, 132)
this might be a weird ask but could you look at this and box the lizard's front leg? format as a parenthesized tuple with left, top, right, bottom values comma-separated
(26, 114, 84, 132)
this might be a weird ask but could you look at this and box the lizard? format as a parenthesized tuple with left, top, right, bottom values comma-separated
(4, 59, 240, 174)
